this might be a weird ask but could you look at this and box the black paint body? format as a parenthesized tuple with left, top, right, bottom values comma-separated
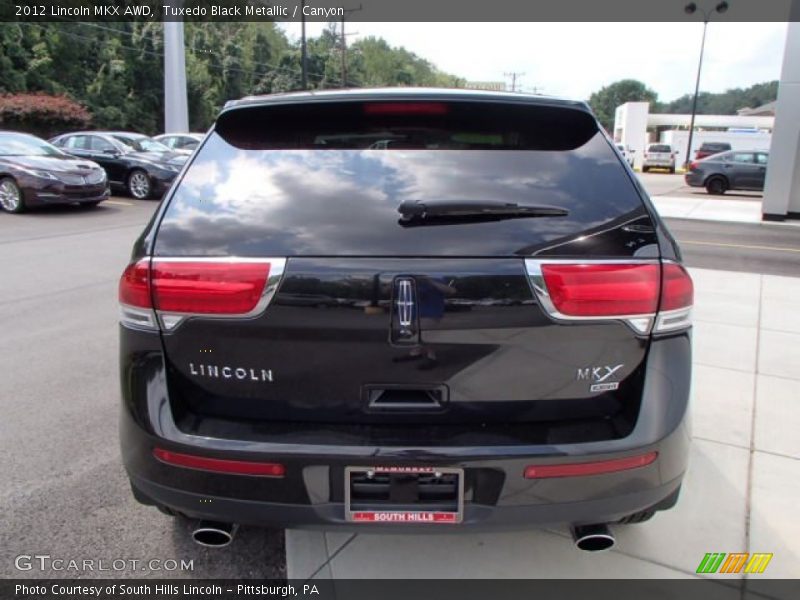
(120, 89, 690, 529)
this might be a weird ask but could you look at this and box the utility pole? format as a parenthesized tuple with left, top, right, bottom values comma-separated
(301, 0, 308, 89)
(504, 71, 525, 93)
(164, 19, 188, 132)
(340, 4, 362, 87)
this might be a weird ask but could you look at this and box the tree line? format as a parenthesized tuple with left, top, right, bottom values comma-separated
(0, 21, 464, 134)
(0, 22, 779, 137)
(588, 79, 779, 133)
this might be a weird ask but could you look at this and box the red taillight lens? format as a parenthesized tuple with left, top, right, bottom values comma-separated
(689, 161, 699, 171)
(660, 263, 694, 311)
(153, 448, 285, 477)
(151, 261, 270, 314)
(523, 452, 657, 479)
(363, 102, 449, 116)
(119, 259, 151, 308)
(540, 263, 660, 316)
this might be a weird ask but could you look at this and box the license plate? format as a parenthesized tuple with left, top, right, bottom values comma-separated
(344, 466, 464, 524)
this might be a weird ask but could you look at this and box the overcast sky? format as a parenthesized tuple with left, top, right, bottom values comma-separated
(280, 22, 787, 102)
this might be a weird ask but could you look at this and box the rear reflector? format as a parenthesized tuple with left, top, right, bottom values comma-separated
(363, 102, 449, 116)
(540, 263, 660, 316)
(523, 452, 657, 479)
(153, 448, 285, 477)
(151, 261, 270, 314)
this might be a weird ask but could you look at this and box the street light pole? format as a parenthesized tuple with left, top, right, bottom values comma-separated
(685, 19, 708, 167)
(683, 1, 729, 167)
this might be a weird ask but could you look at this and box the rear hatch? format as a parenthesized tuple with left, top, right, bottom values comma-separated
(146, 95, 668, 443)
(646, 144, 673, 161)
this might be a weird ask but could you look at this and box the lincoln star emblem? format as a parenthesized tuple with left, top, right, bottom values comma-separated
(396, 278, 415, 329)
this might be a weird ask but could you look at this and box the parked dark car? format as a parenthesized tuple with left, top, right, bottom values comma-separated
(119, 89, 693, 551)
(50, 131, 187, 199)
(694, 142, 731, 160)
(0, 131, 108, 213)
(685, 150, 768, 194)
(153, 133, 205, 153)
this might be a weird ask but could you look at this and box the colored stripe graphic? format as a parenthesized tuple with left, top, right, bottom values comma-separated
(720, 553, 748, 574)
(744, 553, 773, 574)
(696, 553, 726, 574)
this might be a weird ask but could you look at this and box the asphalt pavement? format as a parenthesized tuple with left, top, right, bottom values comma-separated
(0, 186, 797, 579)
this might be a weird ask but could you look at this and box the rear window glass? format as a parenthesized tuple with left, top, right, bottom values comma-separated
(215, 101, 597, 151)
(648, 144, 671, 153)
(155, 100, 651, 258)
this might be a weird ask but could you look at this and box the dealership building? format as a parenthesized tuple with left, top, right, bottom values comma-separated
(614, 18, 800, 221)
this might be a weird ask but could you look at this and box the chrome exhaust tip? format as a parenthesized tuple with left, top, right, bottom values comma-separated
(191, 521, 238, 548)
(571, 523, 615, 552)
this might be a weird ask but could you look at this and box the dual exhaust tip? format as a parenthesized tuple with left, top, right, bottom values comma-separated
(191, 521, 238, 548)
(571, 523, 616, 552)
(189, 520, 614, 552)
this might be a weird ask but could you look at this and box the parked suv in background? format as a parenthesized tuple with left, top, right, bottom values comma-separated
(119, 89, 693, 551)
(685, 150, 769, 194)
(694, 142, 731, 160)
(642, 143, 676, 173)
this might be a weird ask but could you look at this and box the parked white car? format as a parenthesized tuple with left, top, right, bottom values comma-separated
(615, 143, 635, 167)
(642, 143, 677, 173)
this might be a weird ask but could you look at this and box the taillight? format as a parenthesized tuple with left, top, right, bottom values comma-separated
(525, 260, 693, 334)
(523, 452, 657, 479)
(540, 263, 660, 317)
(363, 102, 449, 115)
(153, 448, 285, 477)
(118, 257, 286, 331)
(689, 161, 699, 171)
(152, 260, 270, 314)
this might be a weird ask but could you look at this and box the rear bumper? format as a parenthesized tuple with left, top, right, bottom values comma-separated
(129, 471, 683, 532)
(684, 172, 704, 187)
(120, 330, 692, 530)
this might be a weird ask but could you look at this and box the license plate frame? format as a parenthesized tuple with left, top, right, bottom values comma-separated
(344, 466, 464, 524)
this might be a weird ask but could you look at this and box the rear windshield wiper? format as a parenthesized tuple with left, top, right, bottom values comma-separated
(397, 199, 568, 226)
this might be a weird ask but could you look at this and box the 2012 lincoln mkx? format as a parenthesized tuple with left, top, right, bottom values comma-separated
(118, 89, 693, 551)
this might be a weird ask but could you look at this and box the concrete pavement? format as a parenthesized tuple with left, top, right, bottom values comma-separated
(286, 267, 800, 580)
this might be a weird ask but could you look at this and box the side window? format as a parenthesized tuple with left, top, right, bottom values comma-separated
(732, 152, 755, 164)
(161, 137, 176, 148)
(756, 153, 768, 165)
(65, 135, 89, 150)
(90, 136, 116, 153)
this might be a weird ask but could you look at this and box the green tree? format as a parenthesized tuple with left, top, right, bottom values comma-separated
(588, 79, 659, 132)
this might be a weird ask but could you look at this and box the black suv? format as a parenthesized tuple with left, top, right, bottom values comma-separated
(119, 89, 693, 551)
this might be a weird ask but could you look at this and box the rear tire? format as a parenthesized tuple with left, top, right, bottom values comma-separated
(127, 169, 152, 200)
(0, 177, 25, 213)
(705, 176, 728, 195)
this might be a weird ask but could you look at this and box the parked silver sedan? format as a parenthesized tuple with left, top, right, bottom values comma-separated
(685, 150, 768, 194)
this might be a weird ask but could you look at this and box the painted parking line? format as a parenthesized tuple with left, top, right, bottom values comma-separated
(105, 200, 135, 206)
(682, 239, 800, 254)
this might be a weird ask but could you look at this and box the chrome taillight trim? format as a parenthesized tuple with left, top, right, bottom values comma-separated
(524, 258, 660, 335)
(524, 258, 693, 335)
(119, 303, 158, 331)
(152, 257, 287, 331)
